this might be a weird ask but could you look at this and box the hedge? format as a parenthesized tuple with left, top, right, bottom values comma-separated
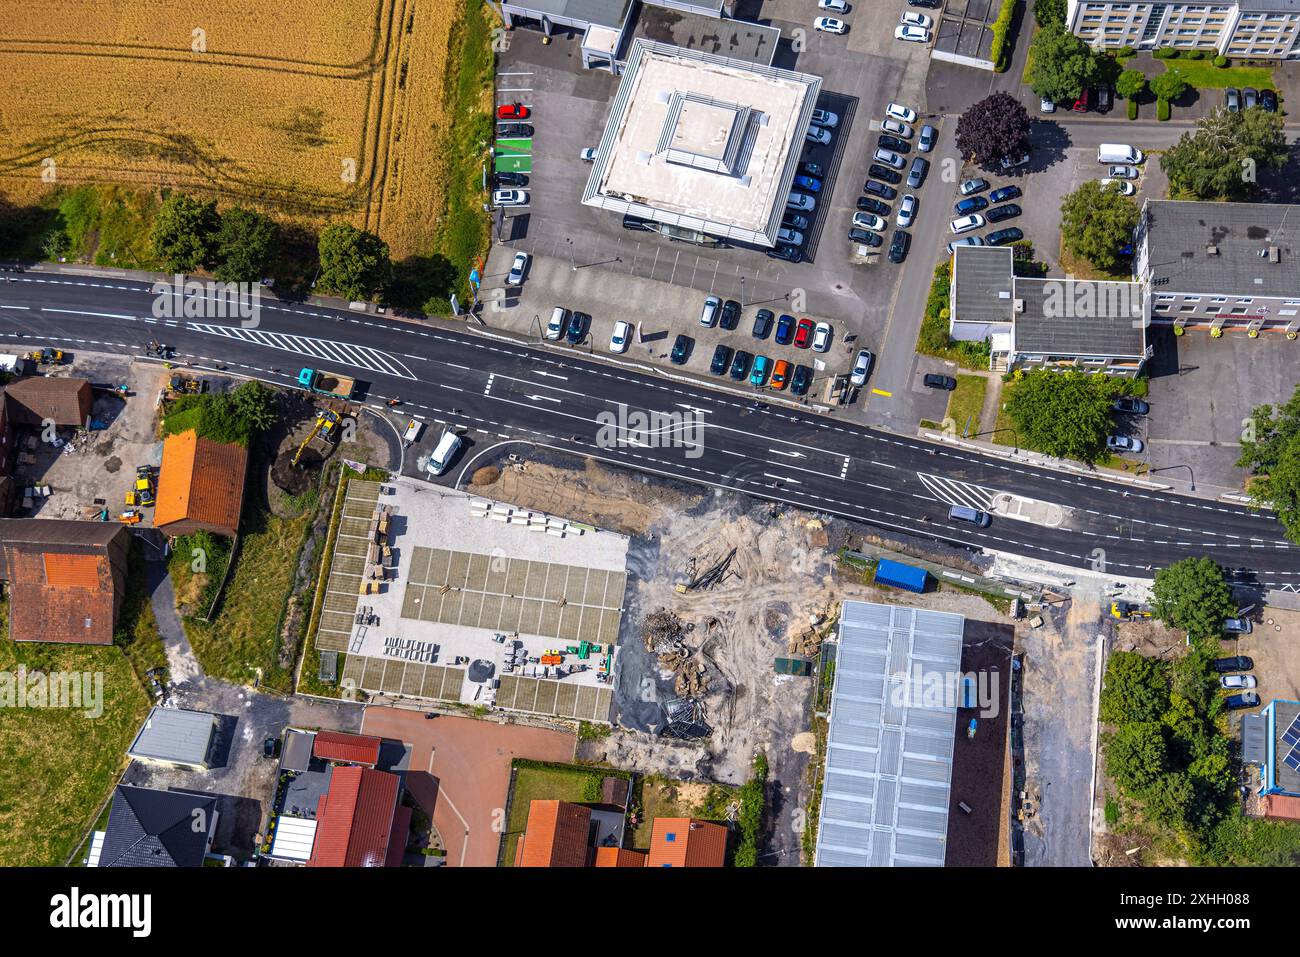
(1153, 47, 1179, 59)
(990, 0, 1017, 72)
(1157, 98, 1171, 120)
(1127, 98, 1138, 120)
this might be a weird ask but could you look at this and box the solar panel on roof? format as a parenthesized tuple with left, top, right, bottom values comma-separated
(1282, 714, 1300, 748)
(1284, 750, 1300, 773)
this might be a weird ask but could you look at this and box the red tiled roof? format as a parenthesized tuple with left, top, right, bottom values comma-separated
(385, 805, 413, 867)
(4, 377, 93, 427)
(307, 766, 401, 868)
(647, 818, 728, 868)
(313, 730, 383, 767)
(1263, 794, 1300, 821)
(154, 429, 248, 537)
(593, 846, 647, 867)
(517, 800, 591, 867)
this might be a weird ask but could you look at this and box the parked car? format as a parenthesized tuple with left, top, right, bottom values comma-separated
(1260, 89, 1278, 112)
(1221, 674, 1258, 690)
(783, 212, 810, 231)
(775, 314, 796, 345)
(566, 310, 588, 344)
(1094, 85, 1112, 113)
(949, 214, 985, 234)
(848, 227, 882, 246)
(888, 229, 910, 263)
(494, 171, 528, 187)
(609, 320, 631, 353)
(794, 317, 815, 349)
(1111, 396, 1149, 415)
(863, 179, 897, 200)
(770, 358, 791, 389)
(730, 350, 754, 381)
(1000, 152, 1030, 171)
(1106, 434, 1145, 453)
(622, 213, 655, 231)
(805, 125, 832, 146)
(986, 202, 1021, 223)
(1211, 656, 1253, 673)
(787, 191, 816, 211)
(882, 119, 913, 138)
(954, 195, 988, 215)
(918, 124, 936, 152)
(767, 243, 802, 262)
(1244, 87, 1259, 109)
(799, 161, 824, 178)
(989, 185, 1021, 204)
(778, 226, 804, 246)
(947, 236, 984, 254)
(908, 0, 940, 6)
(852, 211, 886, 232)
(1225, 87, 1241, 113)
(579, 147, 597, 161)
(506, 251, 530, 285)
(1224, 617, 1254, 635)
(811, 108, 840, 128)
(900, 11, 933, 28)
(814, 16, 847, 34)
(906, 156, 929, 188)
(886, 102, 917, 124)
(1071, 90, 1091, 113)
(545, 307, 568, 340)
(895, 25, 931, 42)
(497, 102, 530, 119)
(1108, 165, 1138, 179)
(699, 295, 720, 327)
(869, 164, 903, 185)
(878, 134, 910, 154)
(1101, 179, 1136, 195)
(263, 736, 280, 759)
(710, 344, 734, 376)
(670, 334, 692, 364)
(959, 177, 989, 195)
(818, 0, 848, 10)
(794, 174, 823, 192)
(720, 299, 741, 330)
(791, 364, 813, 396)
(923, 373, 957, 390)
(1225, 691, 1261, 711)
(850, 349, 874, 386)
(493, 188, 528, 206)
(896, 194, 917, 228)
(1040, 96, 1056, 114)
(752, 309, 774, 339)
(498, 122, 534, 137)
(857, 195, 891, 215)
(812, 321, 832, 353)
(874, 147, 905, 170)
(986, 227, 1023, 246)
(750, 354, 772, 386)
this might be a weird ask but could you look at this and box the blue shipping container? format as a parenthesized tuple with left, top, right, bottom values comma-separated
(873, 558, 928, 593)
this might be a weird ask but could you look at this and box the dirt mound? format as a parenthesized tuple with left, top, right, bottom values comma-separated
(271, 448, 320, 495)
(471, 466, 500, 486)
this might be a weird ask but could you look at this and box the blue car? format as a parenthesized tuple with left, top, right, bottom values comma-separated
(774, 314, 796, 345)
(750, 355, 771, 387)
(954, 195, 988, 215)
(794, 174, 823, 192)
(989, 185, 1022, 204)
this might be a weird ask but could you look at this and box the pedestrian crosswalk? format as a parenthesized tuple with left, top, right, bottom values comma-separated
(187, 323, 415, 379)
(916, 472, 997, 511)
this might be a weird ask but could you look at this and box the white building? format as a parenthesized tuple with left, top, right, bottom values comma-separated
(1067, 0, 1300, 59)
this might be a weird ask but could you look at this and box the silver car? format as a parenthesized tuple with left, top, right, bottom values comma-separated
(850, 349, 874, 386)
(896, 194, 917, 228)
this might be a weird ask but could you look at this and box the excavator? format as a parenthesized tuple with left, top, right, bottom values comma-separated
(291, 408, 343, 467)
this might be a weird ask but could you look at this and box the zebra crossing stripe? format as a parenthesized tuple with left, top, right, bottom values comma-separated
(187, 323, 416, 379)
(916, 472, 997, 510)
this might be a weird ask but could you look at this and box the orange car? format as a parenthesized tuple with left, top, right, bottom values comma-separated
(770, 359, 791, 390)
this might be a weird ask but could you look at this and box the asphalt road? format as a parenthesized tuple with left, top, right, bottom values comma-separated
(3, 270, 1298, 586)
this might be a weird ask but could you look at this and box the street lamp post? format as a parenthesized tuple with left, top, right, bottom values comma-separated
(739, 276, 746, 308)
(566, 238, 576, 272)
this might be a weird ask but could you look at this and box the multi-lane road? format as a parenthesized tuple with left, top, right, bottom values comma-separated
(2, 270, 1297, 586)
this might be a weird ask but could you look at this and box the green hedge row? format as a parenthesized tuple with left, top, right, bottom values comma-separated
(990, 0, 1017, 72)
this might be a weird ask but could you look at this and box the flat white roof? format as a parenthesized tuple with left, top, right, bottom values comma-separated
(269, 815, 318, 863)
(584, 40, 820, 245)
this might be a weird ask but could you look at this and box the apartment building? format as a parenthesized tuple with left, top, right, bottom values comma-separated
(1067, 0, 1300, 59)
(1133, 199, 1300, 336)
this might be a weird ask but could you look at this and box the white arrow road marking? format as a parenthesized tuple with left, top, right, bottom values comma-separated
(768, 449, 805, 458)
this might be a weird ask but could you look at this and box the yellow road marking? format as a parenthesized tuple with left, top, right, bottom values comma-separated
(871, 388, 892, 397)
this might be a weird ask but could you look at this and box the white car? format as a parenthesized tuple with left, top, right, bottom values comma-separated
(947, 236, 984, 254)
(900, 11, 933, 27)
(609, 319, 631, 353)
(805, 124, 832, 146)
(1221, 674, 1258, 690)
(811, 321, 832, 353)
(852, 212, 886, 232)
(506, 251, 530, 286)
(1106, 434, 1145, 453)
(874, 147, 905, 169)
(787, 192, 816, 212)
(493, 188, 528, 206)
(811, 108, 840, 129)
(579, 147, 597, 162)
(950, 214, 985, 234)
(1101, 179, 1135, 195)
(545, 307, 568, 340)
(896, 194, 918, 228)
(885, 102, 917, 124)
(699, 295, 720, 327)
(895, 25, 931, 42)
(882, 119, 913, 138)
(1040, 96, 1056, 114)
(818, 0, 848, 10)
(814, 16, 847, 33)
(850, 349, 874, 386)
(1108, 165, 1138, 179)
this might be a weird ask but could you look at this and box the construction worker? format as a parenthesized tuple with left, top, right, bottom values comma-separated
(387, 397, 400, 407)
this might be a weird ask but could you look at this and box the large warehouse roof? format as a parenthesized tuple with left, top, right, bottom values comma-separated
(582, 39, 820, 246)
(815, 601, 964, 867)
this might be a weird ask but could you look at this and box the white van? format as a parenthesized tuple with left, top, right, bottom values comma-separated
(1097, 143, 1144, 165)
(425, 429, 462, 476)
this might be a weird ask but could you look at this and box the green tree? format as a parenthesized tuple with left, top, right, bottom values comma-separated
(1160, 107, 1288, 200)
(151, 193, 218, 272)
(1150, 556, 1235, 640)
(229, 381, 277, 434)
(1059, 179, 1139, 271)
(1141, 771, 1194, 830)
(1149, 68, 1188, 104)
(213, 207, 278, 283)
(316, 222, 391, 300)
(1032, 0, 1067, 26)
(1115, 69, 1146, 100)
(1238, 385, 1300, 542)
(1100, 651, 1169, 725)
(1027, 24, 1100, 105)
(1006, 369, 1113, 463)
(1104, 722, 1167, 794)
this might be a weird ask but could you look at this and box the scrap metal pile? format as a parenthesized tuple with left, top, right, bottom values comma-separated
(642, 608, 710, 699)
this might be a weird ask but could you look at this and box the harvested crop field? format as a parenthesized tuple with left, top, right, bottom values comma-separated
(0, 0, 491, 258)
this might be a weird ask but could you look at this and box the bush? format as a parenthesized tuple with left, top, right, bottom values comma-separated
(1157, 98, 1171, 121)
(1213, 55, 1228, 67)
(1185, 49, 1206, 60)
(1117, 45, 1136, 58)
(1153, 47, 1178, 59)
(1127, 98, 1138, 120)
(989, 0, 1017, 72)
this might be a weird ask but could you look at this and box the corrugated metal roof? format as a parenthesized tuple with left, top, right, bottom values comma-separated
(814, 600, 964, 867)
(127, 706, 216, 767)
(269, 815, 318, 862)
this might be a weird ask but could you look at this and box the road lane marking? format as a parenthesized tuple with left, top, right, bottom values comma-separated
(870, 388, 892, 397)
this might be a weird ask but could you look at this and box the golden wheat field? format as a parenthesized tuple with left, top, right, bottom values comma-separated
(0, 0, 474, 256)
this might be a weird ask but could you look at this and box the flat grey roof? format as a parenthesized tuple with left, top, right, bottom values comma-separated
(1013, 278, 1147, 358)
(1140, 199, 1300, 299)
(814, 601, 964, 867)
(1237, 0, 1300, 12)
(626, 6, 781, 67)
(951, 245, 1013, 327)
(282, 728, 315, 774)
(1273, 700, 1300, 795)
(503, 0, 633, 29)
(128, 706, 215, 766)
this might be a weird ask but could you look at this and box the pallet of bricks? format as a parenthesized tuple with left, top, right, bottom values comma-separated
(360, 504, 395, 594)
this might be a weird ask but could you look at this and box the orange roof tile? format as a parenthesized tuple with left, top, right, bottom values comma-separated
(593, 846, 647, 867)
(517, 800, 591, 867)
(313, 731, 383, 767)
(1263, 794, 1300, 821)
(647, 818, 728, 868)
(155, 430, 248, 536)
(307, 766, 401, 868)
(43, 553, 100, 588)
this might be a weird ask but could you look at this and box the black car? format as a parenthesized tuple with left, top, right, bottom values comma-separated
(766, 243, 802, 263)
(782, 212, 810, 231)
(498, 122, 534, 137)
(849, 228, 882, 246)
(494, 171, 528, 187)
(710, 344, 734, 375)
(856, 196, 891, 216)
(907, 157, 929, 189)
(623, 213, 656, 232)
(1211, 656, 1254, 673)
(799, 161, 824, 178)
(908, 0, 941, 6)
(1260, 89, 1278, 112)
(670, 334, 692, 364)
(566, 310, 588, 344)
(863, 180, 897, 201)
(729, 349, 753, 381)
(720, 299, 741, 330)
(1111, 396, 1150, 415)
(878, 134, 910, 154)
(923, 373, 957, 390)
(986, 227, 1024, 246)
(888, 229, 910, 264)
(986, 202, 1022, 222)
(988, 185, 1021, 204)
(790, 364, 813, 396)
(868, 164, 903, 185)
(263, 737, 280, 759)
(752, 309, 774, 339)
(1225, 691, 1261, 710)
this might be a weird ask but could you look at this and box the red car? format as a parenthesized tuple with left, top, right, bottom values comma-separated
(497, 102, 530, 120)
(793, 317, 815, 348)
(1071, 90, 1091, 113)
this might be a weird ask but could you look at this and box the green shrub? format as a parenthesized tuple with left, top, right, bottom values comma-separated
(1185, 49, 1206, 60)
(1127, 98, 1138, 120)
(1117, 45, 1136, 58)
(989, 0, 1017, 72)
(1153, 47, 1178, 59)
(1213, 55, 1228, 67)
(1156, 98, 1171, 120)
